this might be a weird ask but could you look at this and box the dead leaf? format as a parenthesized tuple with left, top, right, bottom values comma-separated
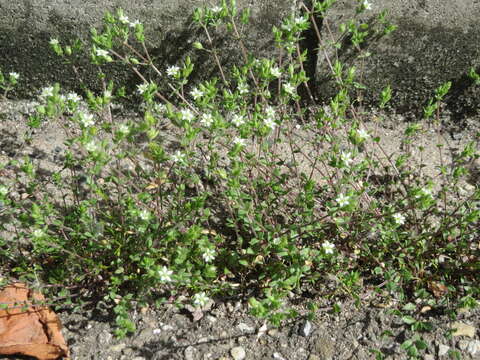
(420, 306, 432, 313)
(451, 321, 476, 338)
(427, 281, 448, 298)
(0, 282, 70, 360)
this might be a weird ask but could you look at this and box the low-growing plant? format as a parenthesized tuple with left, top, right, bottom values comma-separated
(0, 0, 478, 343)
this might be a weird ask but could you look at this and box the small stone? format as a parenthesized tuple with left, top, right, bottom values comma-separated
(237, 322, 254, 332)
(308, 355, 320, 360)
(184, 346, 196, 360)
(458, 339, 469, 351)
(238, 336, 247, 343)
(131, 357, 146, 360)
(109, 343, 126, 353)
(424, 355, 435, 360)
(207, 315, 217, 323)
(438, 344, 450, 356)
(467, 340, 480, 355)
(314, 336, 335, 360)
(99, 330, 113, 344)
(299, 320, 313, 337)
(267, 329, 279, 337)
(132, 328, 154, 347)
(451, 322, 476, 338)
(230, 346, 246, 360)
(273, 352, 286, 360)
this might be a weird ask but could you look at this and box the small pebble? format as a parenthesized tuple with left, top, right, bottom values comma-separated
(458, 339, 469, 351)
(184, 345, 196, 360)
(267, 329, 279, 337)
(230, 346, 246, 360)
(237, 322, 254, 332)
(108, 343, 126, 353)
(438, 344, 450, 356)
(299, 320, 313, 337)
(467, 340, 480, 355)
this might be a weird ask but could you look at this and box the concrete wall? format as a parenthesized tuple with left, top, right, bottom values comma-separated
(0, 0, 479, 119)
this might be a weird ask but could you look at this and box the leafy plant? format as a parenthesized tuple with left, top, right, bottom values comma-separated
(0, 0, 478, 343)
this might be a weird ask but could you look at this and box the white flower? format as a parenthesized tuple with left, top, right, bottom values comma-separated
(362, 0, 372, 10)
(231, 114, 245, 127)
(40, 86, 54, 98)
(171, 151, 186, 163)
(202, 248, 216, 263)
(9, 72, 19, 80)
(357, 128, 369, 140)
(294, 16, 307, 26)
(322, 241, 335, 254)
(0, 186, 8, 196)
(270, 66, 281, 78)
(340, 151, 354, 167)
(158, 266, 173, 282)
(166, 65, 180, 77)
(237, 83, 249, 95)
(180, 108, 195, 122)
(84, 141, 99, 153)
(118, 124, 130, 135)
(129, 20, 141, 27)
(32, 229, 45, 238)
(200, 113, 214, 127)
(79, 113, 95, 127)
(190, 87, 204, 100)
(283, 83, 296, 95)
(67, 92, 81, 102)
(49, 38, 59, 46)
(421, 188, 432, 196)
(336, 193, 350, 207)
(265, 106, 275, 119)
(139, 209, 150, 221)
(154, 103, 166, 113)
(233, 137, 246, 147)
(137, 83, 149, 94)
(264, 117, 277, 129)
(95, 48, 110, 57)
(416, 187, 433, 199)
(118, 14, 129, 24)
(211, 6, 222, 13)
(393, 213, 405, 225)
(193, 292, 210, 308)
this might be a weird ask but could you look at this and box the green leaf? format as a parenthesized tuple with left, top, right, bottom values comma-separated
(402, 315, 417, 325)
(239, 259, 249, 267)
